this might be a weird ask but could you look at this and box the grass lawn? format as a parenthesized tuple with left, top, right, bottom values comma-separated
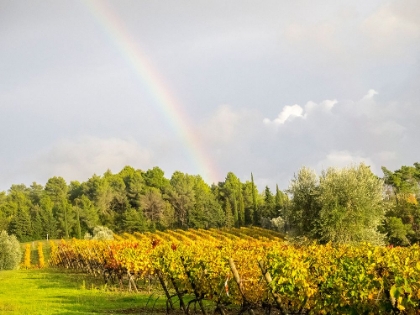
(0, 268, 167, 315)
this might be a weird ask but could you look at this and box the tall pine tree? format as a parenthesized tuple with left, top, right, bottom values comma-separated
(251, 173, 260, 225)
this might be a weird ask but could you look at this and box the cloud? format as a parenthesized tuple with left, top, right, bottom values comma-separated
(264, 104, 304, 125)
(200, 104, 258, 145)
(375, 150, 397, 162)
(22, 137, 153, 184)
(205, 105, 241, 142)
(316, 150, 375, 172)
(362, 89, 378, 100)
(371, 120, 406, 136)
(305, 99, 337, 113)
(264, 99, 336, 125)
(361, 0, 420, 58)
(1, 1, 419, 193)
(253, 87, 419, 188)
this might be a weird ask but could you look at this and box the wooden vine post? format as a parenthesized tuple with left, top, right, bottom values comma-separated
(257, 260, 287, 315)
(127, 270, 138, 292)
(228, 258, 255, 315)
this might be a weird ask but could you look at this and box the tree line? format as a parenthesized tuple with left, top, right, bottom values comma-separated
(0, 166, 287, 242)
(0, 162, 419, 245)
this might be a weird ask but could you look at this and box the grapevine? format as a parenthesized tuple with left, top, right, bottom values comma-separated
(49, 228, 420, 314)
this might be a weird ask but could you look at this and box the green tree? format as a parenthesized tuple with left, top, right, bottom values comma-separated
(74, 207, 82, 239)
(118, 166, 145, 209)
(287, 167, 319, 235)
(6, 185, 32, 218)
(82, 175, 115, 226)
(242, 181, 256, 225)
(74, 195, 99, 234)
(251, 173, 260, 225)
(189, 176, 225, 228)
(316, 164, 384, 244)
(29, 182, 44, 205)
(0, 192, 10, 231)
(274, 184, 287, 218)
(55, 200, 75, 238)
(0, 230, 22, 270)
(123, 208, 147, 233)
(8, 207, 32, 242)
(288, 164, 385, 244)
(30, 205, 43, 240)
(381, 163, 420, 244)
(45, 177, 68, 204)
(224, 197, 234, 228)
(383, 217, 412, 246)
(222, 172, 243, 227)
(142, 166, 170, 192)
(68, 181, 83, 203)
(166, 171, 195, 228)
(262, 186, 276, 219)
(140, 188, 166, 223)
(237, 188, 245, 226)
(39, 196, 57, 239)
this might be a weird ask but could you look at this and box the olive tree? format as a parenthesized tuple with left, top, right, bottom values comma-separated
(287, 163, 385, 244)
(287, 167, 320, 235)
(84, 226, 114, 240)
(91, 225, 114, 240)
(316, 164, 385, 244)
(0, 230, 22, 270)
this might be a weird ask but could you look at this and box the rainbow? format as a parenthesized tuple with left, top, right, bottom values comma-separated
(81, 0, 220, 183)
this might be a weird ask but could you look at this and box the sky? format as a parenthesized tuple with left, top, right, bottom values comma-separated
(1, 0, 419, 191)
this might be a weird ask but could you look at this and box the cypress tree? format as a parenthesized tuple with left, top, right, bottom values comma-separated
(275, 184, 284, 217)
(238, 187, 245, 226)
(251, 173, 260, 225)
(75, 207, 82, 239)
(225, 198, 234, 228)
(232, 194, 239, 227)
(30, 206, 43, 240)
(40, 206, 57, 239)
(263, 186, 275, 218)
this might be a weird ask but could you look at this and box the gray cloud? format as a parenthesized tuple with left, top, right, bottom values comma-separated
(18, 137, 153, 186)
(1, 0, 419, 191)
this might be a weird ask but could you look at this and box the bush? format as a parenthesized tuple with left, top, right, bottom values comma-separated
(91, 226, 114, 240)
(0, 230, 22, 270)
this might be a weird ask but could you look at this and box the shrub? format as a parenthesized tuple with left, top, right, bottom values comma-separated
(0, 230, 22, 270)
(91, 226, 114, 240)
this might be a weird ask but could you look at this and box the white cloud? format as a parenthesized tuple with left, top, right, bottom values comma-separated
(264, 104, 304, 125)
(304, 99, 337, 113)
(264, 98, 336, 125)
(362, 89, 378, 100)
(23, 137, 153, 183)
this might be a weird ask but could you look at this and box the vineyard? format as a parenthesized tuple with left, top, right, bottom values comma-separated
(50, 227, 420, 314)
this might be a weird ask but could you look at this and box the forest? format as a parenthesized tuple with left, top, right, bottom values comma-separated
(0, 162, 419, 246)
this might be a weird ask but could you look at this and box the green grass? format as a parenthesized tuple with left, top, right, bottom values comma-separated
(0, 268, 167, 315)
